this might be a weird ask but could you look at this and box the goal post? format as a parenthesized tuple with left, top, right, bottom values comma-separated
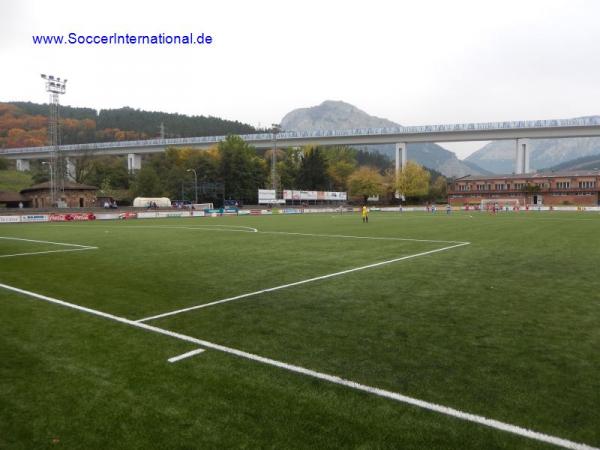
(480, 198, 521, 210)
(193, 203, 213, 210)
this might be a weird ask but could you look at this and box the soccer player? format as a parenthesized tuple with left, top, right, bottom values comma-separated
(362, 205, 369, 223)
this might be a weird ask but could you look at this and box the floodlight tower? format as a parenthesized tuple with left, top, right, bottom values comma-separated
(271, 123, 281, 191)
(41, 74, 67, 206)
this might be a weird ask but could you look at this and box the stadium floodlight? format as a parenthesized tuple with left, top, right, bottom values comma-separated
(187, 168, 198, 204)
(40, 73, 68, 206)
(271, 123, 281, 191)
(41, 73, 67, 94)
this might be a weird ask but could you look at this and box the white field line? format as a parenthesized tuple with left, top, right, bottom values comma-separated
(0, 248, 97, 259)
(0, 236, 96, 248)
(0, 236, 97, 258)
(489, 217, 600, 222)
(135, 242, 470, 323)
(116, 225, 259, 233)
(0, 282, 596, 450)
(45, 224, 461, 244)
(257, 230, 466, 244)
(49, 224, 259, 233)
(168, 348, 205, 363)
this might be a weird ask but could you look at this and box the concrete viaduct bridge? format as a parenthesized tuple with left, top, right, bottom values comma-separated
(3, 117, 600, 177)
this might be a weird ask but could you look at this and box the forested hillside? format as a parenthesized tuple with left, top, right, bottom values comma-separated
(0, 102, 258, 149)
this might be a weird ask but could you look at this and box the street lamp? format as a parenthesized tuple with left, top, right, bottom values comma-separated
(41, 162, 54, 206)
(271, 123, 281, 191)
(187, 168, 198, 204)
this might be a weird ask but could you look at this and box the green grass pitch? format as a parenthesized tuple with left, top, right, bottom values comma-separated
(1, 211, 599, 449)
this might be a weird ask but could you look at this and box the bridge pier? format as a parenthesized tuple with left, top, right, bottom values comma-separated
(395, 143, 407, 175)
(395, 143, 407, 200)
(128, 153, 142, 173)
(515, 138, 530, 174)
(16, 159, 31, 172)
(66, 158, 76, 181)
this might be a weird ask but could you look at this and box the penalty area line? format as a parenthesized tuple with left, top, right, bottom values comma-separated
(0, 236, 98, 258)
(257, 230, 467, 244)
(135, 242, 470, 323)
(0, 247, 97, 259)
(0, 281, 596, 450)
(48, 224, 259, 233)
(0, 236, 96, 248)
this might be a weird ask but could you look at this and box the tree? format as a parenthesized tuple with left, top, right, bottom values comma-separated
(396, 161, 430, 199)
(131, 165, 163, 197)
(218, 135, 267, 203)
(347, 166, 384, 203)
(296, 146, 330, 190)
(276, 148, 302, 189)
(187, 147, 220, 182)
(323, 146, 357, 191)
(264, 148, 285, 188)
(328, 159, 356, 191)
(429, 175, 448, 201)
(79, 156, 130, 189)
(355, 149, 393, 172)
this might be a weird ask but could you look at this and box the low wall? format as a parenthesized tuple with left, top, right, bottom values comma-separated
(1, 205, 599, 224)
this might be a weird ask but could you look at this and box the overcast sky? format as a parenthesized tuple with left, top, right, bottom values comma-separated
(2, 0, 600, 158)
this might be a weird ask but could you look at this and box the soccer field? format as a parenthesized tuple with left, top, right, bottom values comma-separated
(1, 211, 599, 449)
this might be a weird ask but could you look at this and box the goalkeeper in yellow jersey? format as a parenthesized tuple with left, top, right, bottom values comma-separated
(362, 205, 369, 223)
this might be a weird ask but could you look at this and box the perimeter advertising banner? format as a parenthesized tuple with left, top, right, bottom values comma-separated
(283, 190, 347, 201)
(20, 215, 49, 223)
(49, 213, 96, 222)
(258, 189, 285, 204)
(0, 215, 20, 223)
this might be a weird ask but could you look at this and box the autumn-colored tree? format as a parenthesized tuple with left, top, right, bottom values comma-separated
(328, 159, 356, 191)
(396, 161, 430, 198)
(347, 166, 384, 203)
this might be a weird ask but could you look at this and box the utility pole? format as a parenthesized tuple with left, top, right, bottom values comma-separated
(187, 168, 198, 204)
(41, 162, 54, 206)
(271, 123, 281, 191)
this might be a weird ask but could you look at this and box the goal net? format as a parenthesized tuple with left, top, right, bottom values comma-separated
(193, 203, 213, 210)
(480, 198, 521, 210)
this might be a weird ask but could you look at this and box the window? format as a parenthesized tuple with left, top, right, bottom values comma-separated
(494, 184, 507, 190)
(579, 181, 596, 188)
(556, 182, 570, 189)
